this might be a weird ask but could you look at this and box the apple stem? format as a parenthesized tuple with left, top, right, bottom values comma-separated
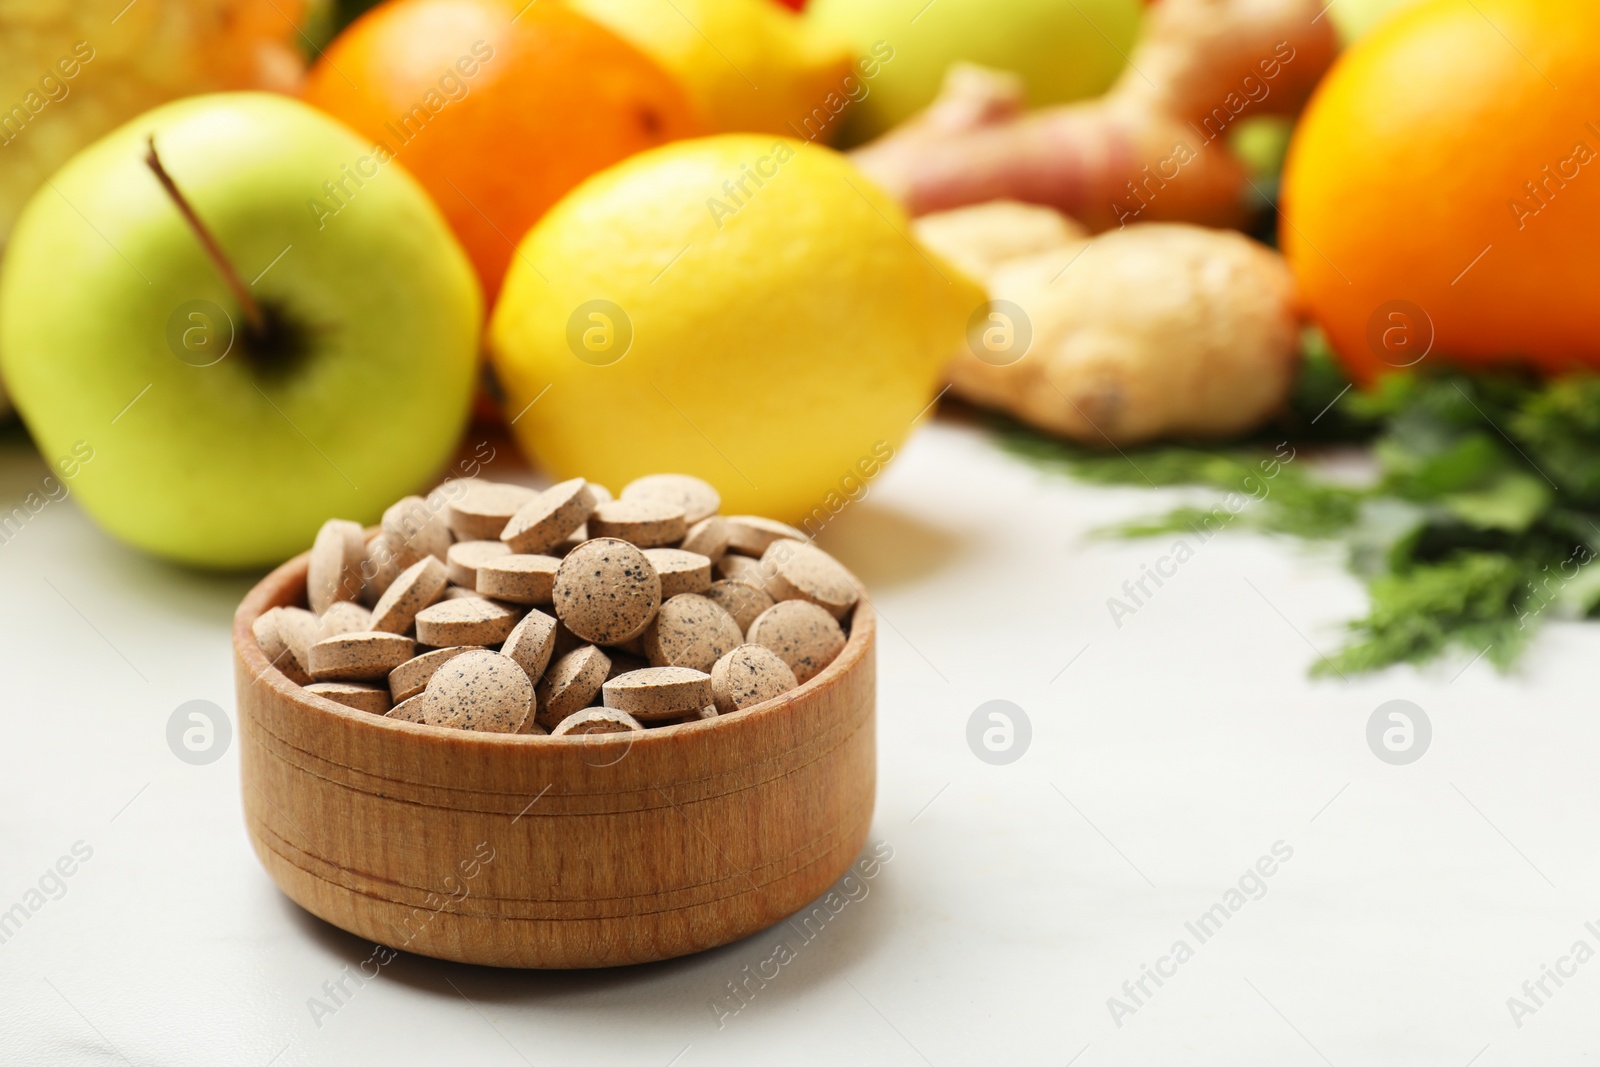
(143, 135, 266, 336)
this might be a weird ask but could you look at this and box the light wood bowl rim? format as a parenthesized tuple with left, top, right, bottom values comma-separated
(232, 544, 875, 746)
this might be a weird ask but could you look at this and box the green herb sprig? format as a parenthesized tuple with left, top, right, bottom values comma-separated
(995, 332, 1600, 675)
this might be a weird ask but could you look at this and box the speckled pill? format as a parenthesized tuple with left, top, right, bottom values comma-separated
(553, 538, 661, 645)
(370, 556, 449, 634)
(746, 600, 846, 684)
(679, 516, 731, 562)
(382, 494, 451, 566)
(713, 553, 767, 586)
(761, 540, 859, 619)
(305, 681, 391, 715)
(642, 593, 744, 672)
(414, 597, 521, 647)
(388, 645, 481, 702)
(446, 540, 512, 587)
(307, 518, 366, 613)
(445, 479, 537, 540)
(308, 631, 416, 682)
(711, 644, 799, 713)
(422, 649, 533, 732)
(587, 499, 687, 548)
(319, 600, 374, 640)
(602, 666, 714, 721)
(252, 607, 314, 685)
(501, 478, 595, 554)
(502, 609, 558, 686)
(621, 473, 720, 524)
(385, 692, 432, 722)
(723, 515, 806, 558)
(535, 645, 611, 731)
(550, 708, 644, 736)
(643, 548, 713, 598)
(476, 554, 560, 604)
(359, 532, 405, 606)
(703, 579, 776, 634)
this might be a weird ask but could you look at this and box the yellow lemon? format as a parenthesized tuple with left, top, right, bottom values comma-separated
(489, 134, 981, 522)
(566, 0, 855, 139)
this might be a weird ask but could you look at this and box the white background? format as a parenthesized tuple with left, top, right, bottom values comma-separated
(2, 417, 1595, 1065)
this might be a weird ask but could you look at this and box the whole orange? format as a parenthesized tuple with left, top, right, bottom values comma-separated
(303, 0, 702, 301)
(1281, 0, 1600, 383)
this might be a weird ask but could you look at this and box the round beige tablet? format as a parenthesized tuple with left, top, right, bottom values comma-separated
(423, 649, 533, 732)
(724, 515, 806, 558)
(476, 554, 560, 604)
(760, 540, 859, 619)
(501, 478, 596, 554)
(552, 538, 662, 645)
(643, 548, 713, 598)
(703, 579, 776, 634)
(370, 556, 449, 634)
(307, 518, 366, 613)
(444, 479, 537, 540)
(274, 606, 323, 679)
(385, 692, 432, 723)
(305, 681, 392, 715)
(679, 516, 731, 563)
(713, 553, 767, 586)
(359, 532, 405, 605)
(621, 473, 720, 524)
(441, 586, 488, 601)
(588, 483, 613, 504)
(711, 644, 799, 714)
(414, 597, 521, 647)
(308, 631, 416, 682)
(642, 593, 744, 672)
(446, 540, 512, 587)
(252, 607, 314, 685)
(535, 645, 611, 731)
(602, 666, 714, 721)
(502, 610, 558, 686)
(383, 494, 452, 566)
(746, 601, 846, 684)
(319, 600, 374, 640)
(388, 645, 481, 702)
(587, 499, 687, 548)
(551, 708, 644, 737)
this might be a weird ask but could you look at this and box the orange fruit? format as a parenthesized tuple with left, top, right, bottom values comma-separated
(1281, 0, 1600, 383)
(303, 0, 703, 302)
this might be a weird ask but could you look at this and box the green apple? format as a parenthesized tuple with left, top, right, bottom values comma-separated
(0, 92, 481, 568)
(807, 0, 1142, 145)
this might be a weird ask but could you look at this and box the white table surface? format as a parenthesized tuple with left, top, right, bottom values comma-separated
(3, 415, 1596, 1066)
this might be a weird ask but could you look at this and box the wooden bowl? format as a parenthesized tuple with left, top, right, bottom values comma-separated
(232, 547, 876, 968)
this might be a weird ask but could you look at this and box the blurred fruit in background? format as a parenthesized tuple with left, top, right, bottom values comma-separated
(806, 0, 1141, 145)
(567, 0, 854, 138)
(1329, 0, 1428, 43)
(0, 0, 317, 415)
(1281, 0, 1600, 384)
(490, 135, 981, 520)
(303, 0, 702, 301)
(0, 93, 481, 566)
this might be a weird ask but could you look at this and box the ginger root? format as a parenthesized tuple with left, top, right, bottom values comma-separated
(852, 0, 1337, 230)
(916, 202, 1300, 445)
